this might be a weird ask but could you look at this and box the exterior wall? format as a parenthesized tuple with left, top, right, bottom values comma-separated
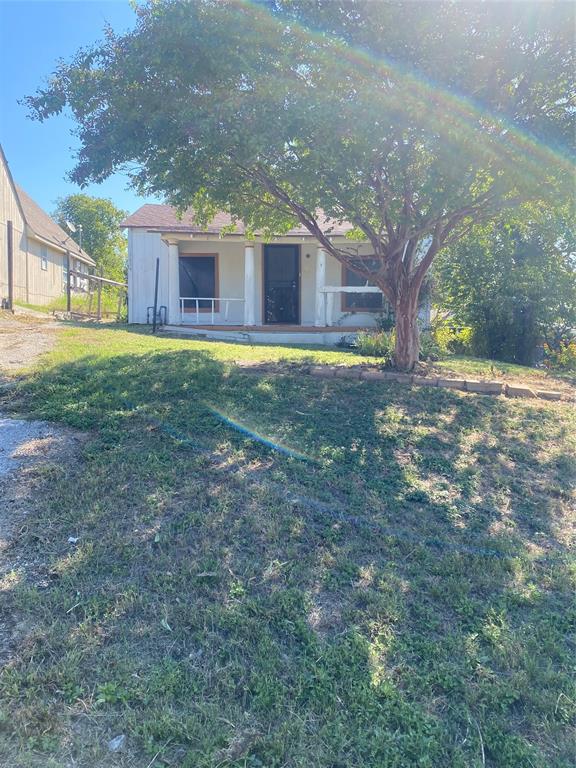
(127, 230, 170, 323)
(0, 156, 27, 304)
(26, 238, 66, 304)
(1, 155, 76, 306)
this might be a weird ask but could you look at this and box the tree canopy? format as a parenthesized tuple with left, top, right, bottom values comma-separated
(27, 0, 575, 367)
(435, 202, 576, 364)
(53, 194, 127, 282)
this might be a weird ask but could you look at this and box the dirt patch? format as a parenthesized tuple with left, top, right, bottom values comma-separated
(0, 412, 86, 666)
(0, 311, 61, 372)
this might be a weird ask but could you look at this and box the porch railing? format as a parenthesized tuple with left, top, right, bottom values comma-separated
(179, 297, 245, 325)
(318, 286, 383, 326)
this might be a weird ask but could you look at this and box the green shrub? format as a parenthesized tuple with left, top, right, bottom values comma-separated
(429, 319, 473, 356)
(356, 321, 473, 364)
(419, 332, 441, 361)
(434, 207, 576, 366)
(375, 310, 396, 332)
(355, 330, 394, 362)
(543, 339, 576, 371)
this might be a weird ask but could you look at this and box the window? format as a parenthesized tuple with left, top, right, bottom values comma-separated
(40, 246, 48, 271)
(342, 259, 383, 311)
(179, 255, 218, 311)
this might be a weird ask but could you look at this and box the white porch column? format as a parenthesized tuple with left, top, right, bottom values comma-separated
(314, 247, 326, 327)
(244, 242, 256, 326)
(167, 241, 181, 324)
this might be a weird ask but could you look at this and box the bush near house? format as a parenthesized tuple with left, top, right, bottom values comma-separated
(354, 321, 472, 364)
(544, 338, 576, 371)
(434, 205, 576, 367)
(355, 329, 395, 362)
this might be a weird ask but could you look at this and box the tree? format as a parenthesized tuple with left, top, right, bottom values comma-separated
(26, 0, 574, 368)
(53, 194, 127, 282)
(434, 204, 576, 364)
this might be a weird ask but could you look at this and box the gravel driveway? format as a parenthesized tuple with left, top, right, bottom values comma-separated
(0, 312, 85, 665)
(0, 311, 61, 372)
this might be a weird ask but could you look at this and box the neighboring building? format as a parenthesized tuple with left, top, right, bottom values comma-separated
(0, 145, 95, 307)
(122, 204, 430, 345)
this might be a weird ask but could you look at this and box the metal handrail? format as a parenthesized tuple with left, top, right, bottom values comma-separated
(179, 296, 245, 325)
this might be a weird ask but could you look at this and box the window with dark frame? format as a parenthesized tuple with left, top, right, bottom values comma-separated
(342, 259, 383, 311)
(40, 246, 48, 271)
(179, 255, 218, 311)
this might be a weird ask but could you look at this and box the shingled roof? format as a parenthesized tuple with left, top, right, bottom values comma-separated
(15, 185, 95, 266)
(120, 204, 354, 237)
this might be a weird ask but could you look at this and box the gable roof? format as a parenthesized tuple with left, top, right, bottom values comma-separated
(0, 143, 95, 267)
(120, 204, 355, 238)
(15, 184, 95, 266)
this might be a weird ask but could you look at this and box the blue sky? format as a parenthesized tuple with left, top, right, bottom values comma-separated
(0, 0, 157, 216)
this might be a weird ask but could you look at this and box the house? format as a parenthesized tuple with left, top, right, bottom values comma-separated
(0, 145, 95, 308)
(122, 204, 430, 345)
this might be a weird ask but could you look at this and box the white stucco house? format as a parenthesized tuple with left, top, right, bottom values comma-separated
(0, 145, 95, 308)
(122, 204, 429, 345)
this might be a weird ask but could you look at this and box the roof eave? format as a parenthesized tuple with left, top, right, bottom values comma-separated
(27, 229, 96, 267)
(140, 228, 355, 243)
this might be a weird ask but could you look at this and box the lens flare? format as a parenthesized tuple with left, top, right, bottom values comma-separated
(235, 0, 573, 183)
(207, 405, 310, 461)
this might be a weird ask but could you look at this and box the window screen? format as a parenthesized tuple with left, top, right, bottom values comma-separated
(179, 256, 217, 310)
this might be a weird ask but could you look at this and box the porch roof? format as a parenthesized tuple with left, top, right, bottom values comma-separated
(120, 204, 355, 238)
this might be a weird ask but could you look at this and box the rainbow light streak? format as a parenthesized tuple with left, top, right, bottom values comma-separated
(235, 0, 574, 184)
(207, 405, 310, 461)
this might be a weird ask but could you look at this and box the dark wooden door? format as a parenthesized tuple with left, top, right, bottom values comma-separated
(263, 245, 300, 324)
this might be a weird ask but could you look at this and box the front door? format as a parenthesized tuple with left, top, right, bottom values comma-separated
(263, 245, 300, 324)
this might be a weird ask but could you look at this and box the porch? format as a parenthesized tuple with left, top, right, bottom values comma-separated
(169, 240, 385, 328)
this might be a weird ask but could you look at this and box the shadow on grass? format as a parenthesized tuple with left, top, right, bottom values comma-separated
(1, 348, 574, 768)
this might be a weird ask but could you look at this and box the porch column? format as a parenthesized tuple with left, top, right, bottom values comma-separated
(314, 246, 326, 327)
(167, 241, 180, 324)
(244, 242, 256, 326)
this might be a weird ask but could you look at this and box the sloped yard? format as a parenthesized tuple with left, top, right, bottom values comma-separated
(0, 324, 574, 767)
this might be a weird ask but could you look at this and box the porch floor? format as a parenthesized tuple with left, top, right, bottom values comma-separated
(158, 324, 365, 346)
(177, 324, 366, 332)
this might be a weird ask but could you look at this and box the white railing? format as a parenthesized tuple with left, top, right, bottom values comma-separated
(318, 286, 383, 326)
(179, 297, 245, 325)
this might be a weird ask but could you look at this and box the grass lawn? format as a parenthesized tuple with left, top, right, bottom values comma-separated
(431, 356, 575, 391)
(1, 325, 574, 767)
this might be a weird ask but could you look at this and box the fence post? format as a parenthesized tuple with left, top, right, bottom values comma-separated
(66, 252, 71, 313)
(97, 265, 103, 320)
(7, 221, 14, 311)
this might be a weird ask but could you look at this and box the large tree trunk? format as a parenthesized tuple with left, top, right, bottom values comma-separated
(394, 287, 420, 371)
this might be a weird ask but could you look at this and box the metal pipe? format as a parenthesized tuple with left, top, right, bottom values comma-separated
(152, 257, 160, 333)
